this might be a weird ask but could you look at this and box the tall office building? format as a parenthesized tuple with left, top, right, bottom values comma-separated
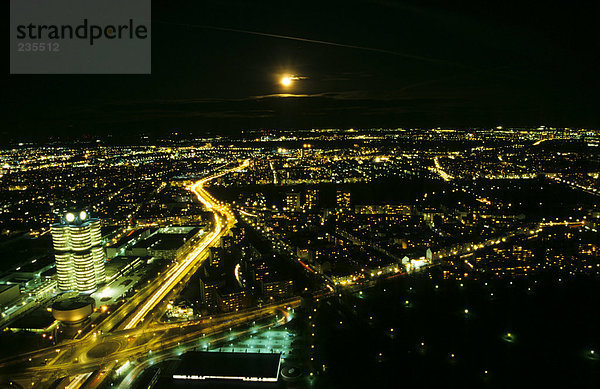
(52, 210, 106, 293)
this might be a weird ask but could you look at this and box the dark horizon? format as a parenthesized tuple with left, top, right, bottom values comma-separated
(3, 0, 599, 141)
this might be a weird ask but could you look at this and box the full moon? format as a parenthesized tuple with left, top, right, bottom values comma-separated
(281, 76, 292, 87)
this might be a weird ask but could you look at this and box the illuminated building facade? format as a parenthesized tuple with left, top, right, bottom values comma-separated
(199, 277, 222, 309)
(52, 210, 106, 293)
(336, 189, 351, 211)
(217, 288, 250, 312)
(263, 280, 294, 301)
(253, 261, 270, 283)
(305, 188, 319, 210)
(284, 191, 301, 211)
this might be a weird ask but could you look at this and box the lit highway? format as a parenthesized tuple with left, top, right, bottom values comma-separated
(0, 298, 300, 386)
(0, 160, 262, 388)
(432, 155, 454, 181)
(78, 160, 249, 387)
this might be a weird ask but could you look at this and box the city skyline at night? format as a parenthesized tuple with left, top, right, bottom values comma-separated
(2, 1, 599, 388)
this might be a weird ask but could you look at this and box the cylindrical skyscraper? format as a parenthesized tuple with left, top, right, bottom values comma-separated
(52, 210, 106, 293)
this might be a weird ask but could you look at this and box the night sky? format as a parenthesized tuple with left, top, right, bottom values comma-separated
(3, 0, 599, 140)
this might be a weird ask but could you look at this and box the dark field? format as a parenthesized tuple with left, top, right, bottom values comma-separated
(314, 270, 600, 388)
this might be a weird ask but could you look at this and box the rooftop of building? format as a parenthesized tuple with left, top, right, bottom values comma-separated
(133, 227, 200, 251)
(0, 284, 18, 294)
(8, 306, 55, 331)
(11, 255, 54, 274)
(52, 295, 95, 311)
(173, 351, 281, 382)
(108, 227, 157, 248)
(0, 274, 36, 285)
(218, 284, 248, 297)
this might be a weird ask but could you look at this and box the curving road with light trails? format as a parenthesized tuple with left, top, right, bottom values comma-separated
(0, 160, 251, 388)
